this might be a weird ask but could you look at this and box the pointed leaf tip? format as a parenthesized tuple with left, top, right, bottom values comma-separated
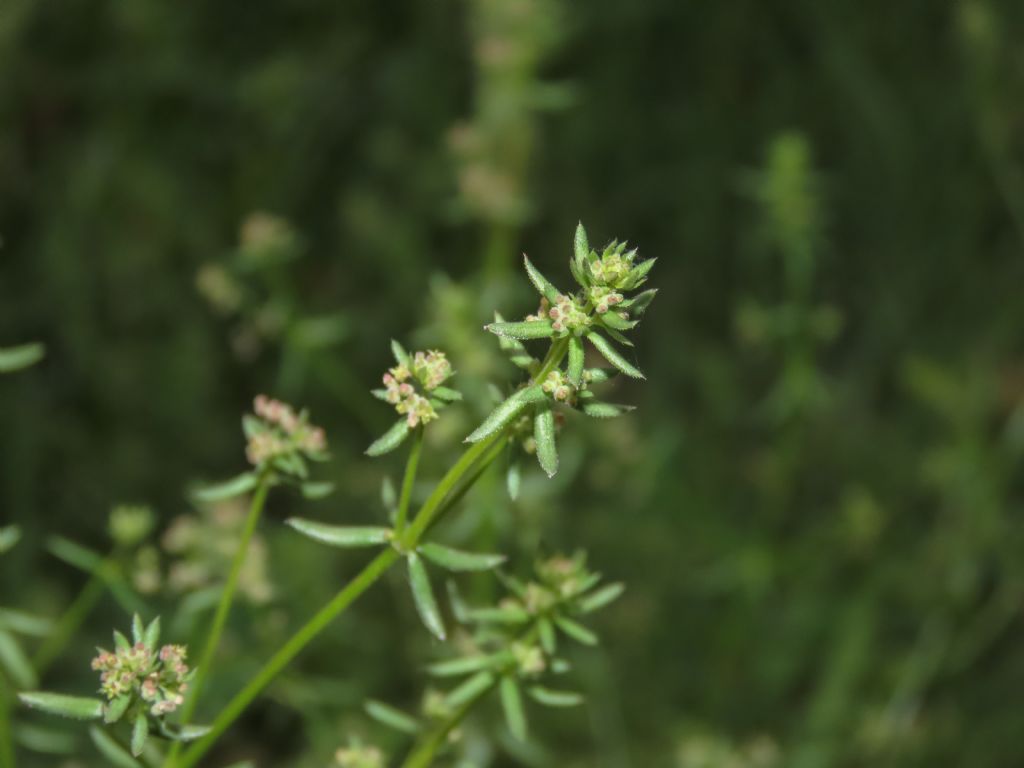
(407, 553, 446, 640)
(19, 692, 103, 721)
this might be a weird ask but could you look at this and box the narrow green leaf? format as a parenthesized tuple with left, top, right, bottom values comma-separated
(0, 607, 53, 637)
(371, 388, 391, 402)
(585, 367, 613, 384)
(131, 614, 145, 645)
(500, 677, 528, 741)
(527, 686, 584, 707)
(582, 402, 635, 419)
(587, 332, 644, 379)
(285, 519, 391, 548)
(523, 255, 561, 303)
(113, 630, 131, 652)
(391, 339, 411, 368)
(366, 419, 410, 456)
(90, 725, 141, 768)
(538, 617, 557, 655)
(466, 606, 530, 625)
(131, 711, 148, 756)
(193, 472, 258, 503)
(444, 671, 494, 709)
(47, 536, 105, 574)
(426, 653, 504, 677)
(534, 405, 558, 478)
(19, 692, 103, 721)
(569, 256, 588, 288)
(623, 257, 657, 289)
(573, 222, 590, 268)
(0, 343, 45, 373)
(407, 553, 446, 640)
(365, 700, 420, 734)
(579, 582, 625, 613)
(12, 722, 77, 754)
(599, 311, 638, 331)
(419, 542, 505, 572)
(300, 481, 335, 500)
(621, 288, 657, 316)
(554, 616, 598, 646)
(485, 320, 554, 341)
(0, 630, 37, 688)
(431, 386, 462, 402)
(0, 525, 21, 554)
(143, 617, 160, 650)
(465, 386, 546, 443)
(104, 695, 131, 724)
(506, 461, 522, 501)
(157, 722, 214, 742)
(567, 336, 585, 387)
(381, 476, 397, 514)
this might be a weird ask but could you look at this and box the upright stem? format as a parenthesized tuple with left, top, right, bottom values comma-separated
(394, 427, 425, 535)
(164, 475, 270, 767)
(401, 677, 497, 768)
(176, 337, 570, 767)
(176, 549, 400, 768)
(0, 671, 12, 768)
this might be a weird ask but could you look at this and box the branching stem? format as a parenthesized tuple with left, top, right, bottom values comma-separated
(174, 337, 570, 768)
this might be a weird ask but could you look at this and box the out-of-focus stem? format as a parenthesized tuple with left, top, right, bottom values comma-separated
(394, 427, 425, 535)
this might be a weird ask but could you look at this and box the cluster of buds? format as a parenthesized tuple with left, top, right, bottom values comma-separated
(547, 294, 591, 335)
(334, 743, 385, 768)
(245, 395, 327, 467)
(381, 349, 453, 428)
(542, 370, 577, 404)
(588, 241, 637, 288)
(589, 284, 624, 315)
(525, 294, 590, 335)
(535, 552, 592, 600)
(108, 504, 155, 549)
(91, 618, 191, 718)
(511, 640, 546, 677)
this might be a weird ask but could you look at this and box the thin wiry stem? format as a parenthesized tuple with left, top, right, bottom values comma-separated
(164, 474, 270, 767)
(394, 426, 425, 535)
(175, 337, 570, 768)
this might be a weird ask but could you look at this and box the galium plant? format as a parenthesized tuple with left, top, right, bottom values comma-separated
(13, 223, 655, 767)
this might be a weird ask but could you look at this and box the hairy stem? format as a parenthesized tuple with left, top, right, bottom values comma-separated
(164, 475, 270, 766)
(175, 337, 570, 766)
(394, 426, 425, 535)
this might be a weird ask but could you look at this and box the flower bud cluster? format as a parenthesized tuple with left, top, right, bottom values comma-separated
(334, 744, 385, 768)
(536, 552, 591, 600)
(589, 242, 637, 288)
(511, 640, 546, 677)
(542, 370, 577, 404)
(547, 294, 591, 335)
(246, 395, 327, 466)
(381, 349, 452, 428)
(92, 640, 190, 717)
(108, 505, 155, 548)
(588, 285, 624, 314)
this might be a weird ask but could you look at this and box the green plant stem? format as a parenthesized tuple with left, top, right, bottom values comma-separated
(175, 548, 400, 768)
(164, 475, 270, 767)
(175, 338, 569, 767)
(394, 427, 425, 535)
(0, 671, 12, 768)
(401, 677, 497, 768)
(32, 569, 108, 675)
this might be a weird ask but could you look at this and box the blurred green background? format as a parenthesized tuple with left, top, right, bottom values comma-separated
(3, 0, 1024, 765)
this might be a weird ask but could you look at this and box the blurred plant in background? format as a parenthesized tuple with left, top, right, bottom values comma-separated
(3, 0, 1024, 766)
